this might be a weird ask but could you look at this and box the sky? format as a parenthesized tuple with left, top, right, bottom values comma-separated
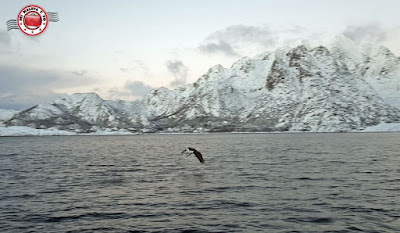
(0, 0, 400, 109)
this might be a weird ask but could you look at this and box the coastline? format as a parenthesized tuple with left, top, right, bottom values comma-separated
(1, 123, 400, 137)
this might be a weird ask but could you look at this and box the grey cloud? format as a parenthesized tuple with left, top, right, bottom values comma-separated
(0, 92, 66, 110)
(0, 64, 96, 110)
(343, 23, 387, 42)
(0, 30, 15, 55)
(198, 25, 279, 56)
(120, 60, 152, 77)
(71, 70, 88, 76)
(0, 65, 95, 93)
(165, 60, 188, 88)
(279, 25, 307, 34)
(198, 40, 238, 56)
(108, 81, 154, 99)
(120, 60, 145, 72)
(205, 25, 276, 43)
(125, 81, 153, 97)
(0, 30, 11, 46)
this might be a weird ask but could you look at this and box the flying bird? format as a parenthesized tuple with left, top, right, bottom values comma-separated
(182, 147, 205, 163)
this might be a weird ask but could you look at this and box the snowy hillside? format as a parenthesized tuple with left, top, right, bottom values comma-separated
(2, 35, 400, 134)
(0, 109, 18, 126)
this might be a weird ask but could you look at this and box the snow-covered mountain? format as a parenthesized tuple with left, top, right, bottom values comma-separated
(2, 36, 400, 133)
(0, 109, 18, 126)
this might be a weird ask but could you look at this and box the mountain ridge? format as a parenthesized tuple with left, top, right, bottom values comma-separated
(2, 36, 400, 133)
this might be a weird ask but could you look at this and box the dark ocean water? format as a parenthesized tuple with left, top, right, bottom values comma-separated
(0, 133, 399, 233)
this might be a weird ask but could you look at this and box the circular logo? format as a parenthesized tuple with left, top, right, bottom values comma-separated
(17, 5, 48, 36)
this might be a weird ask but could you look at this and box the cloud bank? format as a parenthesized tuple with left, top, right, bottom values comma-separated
(0, 64, 96, 110)
(108, 81, 154, 100)
(165, 60, 188, 87)
(343, 23, 388, 42)
(198, 25, 281, 57)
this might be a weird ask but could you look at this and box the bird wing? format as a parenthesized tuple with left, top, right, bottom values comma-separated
(181, 149, 188, 154)
(194, 151, 205, 163)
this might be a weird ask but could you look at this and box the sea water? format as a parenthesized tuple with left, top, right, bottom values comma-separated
(0, 133, 399, 232)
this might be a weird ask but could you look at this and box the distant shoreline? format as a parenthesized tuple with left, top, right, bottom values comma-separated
(1, 125, 399, 137)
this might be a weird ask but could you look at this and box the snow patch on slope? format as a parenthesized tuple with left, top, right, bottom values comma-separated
(362, 123, 400, 132)
(0, 109, 18, 126)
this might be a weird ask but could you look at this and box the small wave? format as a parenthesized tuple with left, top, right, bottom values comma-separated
(332, 206, 389, 213)
(382, 188, 400, 191)
(383, 178, 400, 183)
(311, 202, 331, 207)
(17, 193, 36, 198)
(87, 164, 115, 167)
(285, 207, 321, 213)
(0, 153, 19, 157)
(212, 200, 256, 208)
(110, 168, 146, 173)
(353, 170, 373, 174)
(294, 177, 324, 181)
(176, 229, 223, 233)
(0, 193, 36, 200)
(346, 226, 364, 231)
(99, 178, 125, 185)
(327, 160, 347, 164)
(202, 186, 234, 193)
(201, 185, 261, 193)
(307, 217, 334, 223)
(305, 151, 334, 155)
(39, 189, 68, 194)
(46, 212, 128, 222)
(285, 217, 334, 224)
(132, 202, 168, 208)
(65, 227, 122, 233)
